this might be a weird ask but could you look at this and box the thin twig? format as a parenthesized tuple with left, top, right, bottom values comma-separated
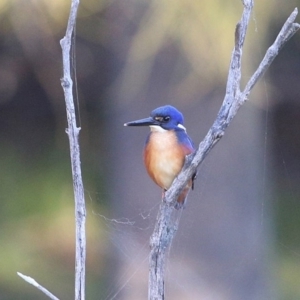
(243, 7, 300, 98)
(17, 272, 60, 300)
(148, 1, 299, 299)
(60, 1, 86, 300)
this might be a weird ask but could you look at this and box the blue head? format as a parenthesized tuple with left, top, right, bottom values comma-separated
(124, 105, 185, 131)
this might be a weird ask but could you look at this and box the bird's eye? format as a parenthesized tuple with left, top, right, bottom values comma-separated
(154, 116, 170, 123)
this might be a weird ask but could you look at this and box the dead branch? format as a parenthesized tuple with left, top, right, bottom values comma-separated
(17, 1, 85, 299)
(60, 1, 86, 300)
(17, 272, 60, 300)
(148, 1, 300, 299)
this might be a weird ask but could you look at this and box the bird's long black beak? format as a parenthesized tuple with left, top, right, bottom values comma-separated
(124, 117, 159, 127)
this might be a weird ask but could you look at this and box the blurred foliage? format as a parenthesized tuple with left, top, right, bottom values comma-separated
(115, 0, 280, 106)
(0, 0, 299, 299)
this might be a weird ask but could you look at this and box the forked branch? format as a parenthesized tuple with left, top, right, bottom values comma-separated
(148, 1, 300, 299)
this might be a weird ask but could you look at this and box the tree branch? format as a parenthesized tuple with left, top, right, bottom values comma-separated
(60, 1, 86, 300)
(17, 1, 85, 299)
(17, 272, 60, 300)
(243, 7, 300, 98)
(148, 2, 299, 299)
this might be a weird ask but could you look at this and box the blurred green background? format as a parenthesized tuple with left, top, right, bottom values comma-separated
(0, 0, 300, 299)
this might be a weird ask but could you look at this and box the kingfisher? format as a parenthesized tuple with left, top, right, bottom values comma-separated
(124, 105, 196, 209)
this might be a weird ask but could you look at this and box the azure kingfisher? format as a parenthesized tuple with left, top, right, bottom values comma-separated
(124, 105, 196, 209)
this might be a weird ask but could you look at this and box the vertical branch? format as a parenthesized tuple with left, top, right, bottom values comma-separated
(60, 1, 86, 300)
(148, 205, 174, 300)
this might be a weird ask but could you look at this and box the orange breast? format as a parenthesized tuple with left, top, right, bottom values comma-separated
(144, 130, 190, 190)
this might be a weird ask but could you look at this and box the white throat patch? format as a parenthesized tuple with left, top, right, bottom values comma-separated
(149, 125, 167, 132)
(149, 124, 186, 132)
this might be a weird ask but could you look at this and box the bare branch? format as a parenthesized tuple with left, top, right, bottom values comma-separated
(17, 272, 60, 300)
(243, 8, 300, 98)
(148, 2, 299, 299)
(60, 1, 86, 300)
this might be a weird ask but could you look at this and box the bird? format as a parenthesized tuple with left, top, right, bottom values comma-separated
(124, 105, 196, 209)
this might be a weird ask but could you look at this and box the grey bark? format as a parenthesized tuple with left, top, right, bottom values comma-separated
(148, 3, 299, 300)
(60, 1, 86, 300)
